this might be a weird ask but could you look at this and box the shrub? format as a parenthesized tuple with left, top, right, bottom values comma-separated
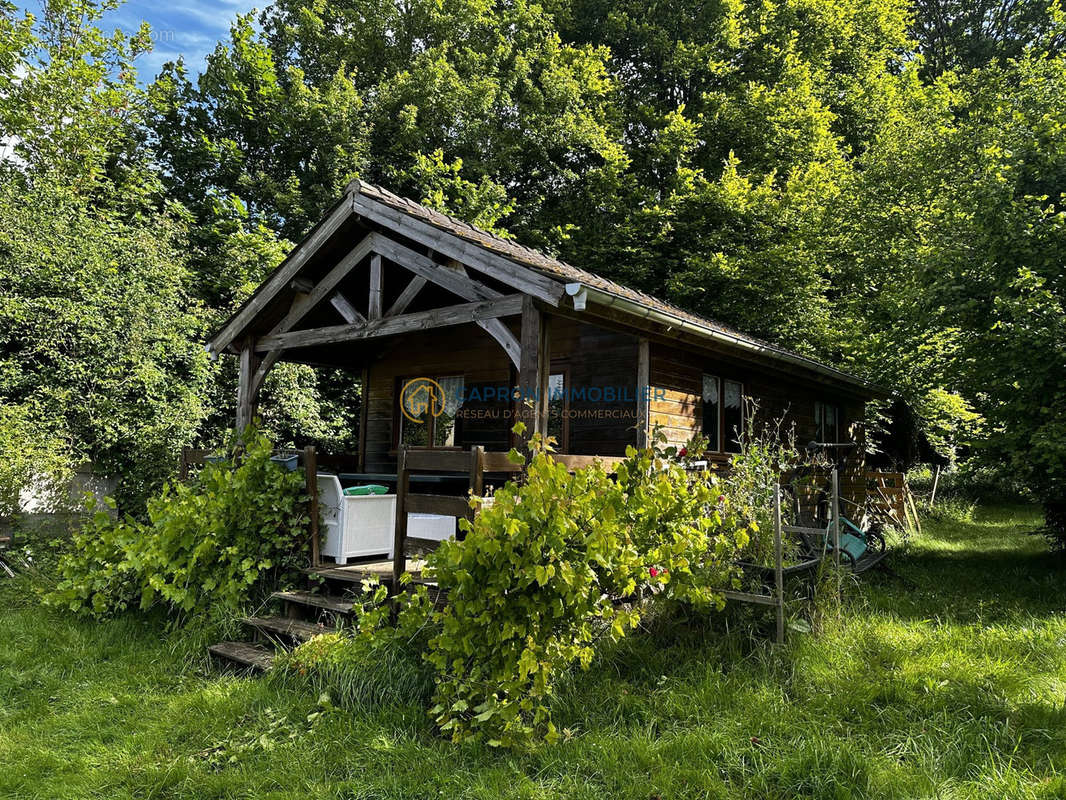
(421, 427, 755, 747)
(45, 428, 311, 620)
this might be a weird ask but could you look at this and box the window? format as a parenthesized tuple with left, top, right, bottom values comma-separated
(433, 376, 465, 446)
(398, 375, 465, 448)
(546, 372, 569, 451)
(702, 375, 744, 453)
(702, 375, 720, 452)
(815, 401, 840, 443)
(723, 380, 744, 454)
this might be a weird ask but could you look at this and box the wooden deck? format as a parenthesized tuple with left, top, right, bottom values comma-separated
(303, 558, 430, 586)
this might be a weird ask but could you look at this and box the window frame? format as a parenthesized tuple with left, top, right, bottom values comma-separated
(396, 374, 466, 450)
(701, 374, 722, 453)
(815, 401, 841, 444)
(701, 373, 745, 454)
(546, 368, 570, 453)
(721, 379, 745, 454)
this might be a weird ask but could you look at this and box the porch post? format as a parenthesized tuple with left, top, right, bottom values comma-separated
(636, 337, 650, 449)
(518, 296, 550, 440)
(235, 336, 260, 431)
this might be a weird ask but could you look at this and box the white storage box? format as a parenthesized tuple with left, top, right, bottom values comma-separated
(317, 475, 396, 564)
(408, 513, 456, 543)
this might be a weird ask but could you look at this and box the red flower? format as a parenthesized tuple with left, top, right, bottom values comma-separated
(717, 494, 726, 504)
(678, 447, 688, 457)
(649, 567, 660, 578)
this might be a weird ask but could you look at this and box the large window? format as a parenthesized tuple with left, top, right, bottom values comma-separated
(702, 375, 744, 453)
(399, 375, 465, 448)
(815, 401, 840, 443)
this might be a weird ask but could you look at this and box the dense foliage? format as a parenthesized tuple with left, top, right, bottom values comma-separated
(0, 1, 362, 514)
(45, 429, 312, 619)
(425, 441, 746, 744)
(0, 176, 212, 509)
(1, 0, 1064, 537)
(289, 430, 753, 747)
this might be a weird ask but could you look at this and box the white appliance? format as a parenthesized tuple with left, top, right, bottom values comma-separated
(316, 475, 459, 565)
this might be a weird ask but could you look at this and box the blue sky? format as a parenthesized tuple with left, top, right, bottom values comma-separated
(17, 0, 260, 81)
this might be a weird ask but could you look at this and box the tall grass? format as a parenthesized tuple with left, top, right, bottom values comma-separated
(0, 504, 1063, 799)
(273, 629, 436, 710)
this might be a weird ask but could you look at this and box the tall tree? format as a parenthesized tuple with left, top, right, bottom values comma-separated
(546, 0, 914, 349)
(150, 0, 624, 246)
(831, 51, 1066, 536)
(0, 0, 212, 509)
(910, 0, 1065, 76)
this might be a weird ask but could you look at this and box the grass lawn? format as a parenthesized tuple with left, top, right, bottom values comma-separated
(2, 505, 1064, 799)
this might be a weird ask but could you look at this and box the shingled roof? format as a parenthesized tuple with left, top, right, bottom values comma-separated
(350, 181, 878, 394)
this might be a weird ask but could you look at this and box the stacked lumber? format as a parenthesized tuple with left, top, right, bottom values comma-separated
(864, 471, 922, 533)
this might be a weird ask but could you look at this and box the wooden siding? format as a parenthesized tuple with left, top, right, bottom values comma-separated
(647, 344, 867, 503)
(361, 316, 868, 511)
(364, 323, 512, 473)
(363, 316, 641, 472)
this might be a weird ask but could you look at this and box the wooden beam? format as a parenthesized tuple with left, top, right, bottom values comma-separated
(250, 350, 281, 397)
(384, 275, 426, 317)
(236, 337, 258, 430)
(445, 259, 521, 369)
(256, 294, 525, 351)
(774, 483, 785, 645)
(518, 296, 550, 438)
(210, 196, 352, 353)
(351, 193, 565, 305)
(305, 446, 320, 568)
(392, 445, 410, 592)
(357, 365, 369, 472)
(369, 234, 501, 302)
(271, 234, 376, 335)
(330, 292, 366, 324)
(636, 337, 650, 449)
(368, 254, 383, 320)
(479, 319, 521, 369)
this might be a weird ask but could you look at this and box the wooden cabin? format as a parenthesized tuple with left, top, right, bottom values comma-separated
(206, 181, 881, 500)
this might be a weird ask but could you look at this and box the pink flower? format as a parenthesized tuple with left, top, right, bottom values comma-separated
(649, 567, 660, 578)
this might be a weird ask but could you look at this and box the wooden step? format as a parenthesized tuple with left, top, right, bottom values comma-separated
(241, 616, 332, 642)
(208, 641, 275, 671)
(271, 590, 356, 615)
